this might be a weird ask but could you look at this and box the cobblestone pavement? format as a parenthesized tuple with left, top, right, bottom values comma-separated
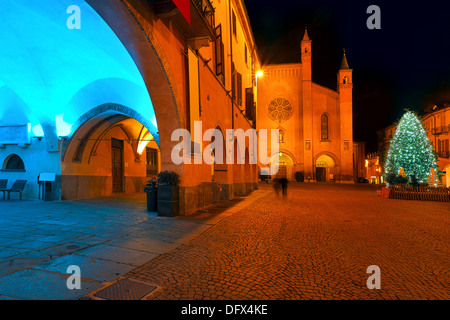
(126, 183, 449, 300)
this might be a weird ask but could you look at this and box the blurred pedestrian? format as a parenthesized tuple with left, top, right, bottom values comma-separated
(273, 178, 281, 198)
(279, 177, 288, 199)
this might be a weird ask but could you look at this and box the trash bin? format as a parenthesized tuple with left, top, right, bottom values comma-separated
(144, 180, 158, 212)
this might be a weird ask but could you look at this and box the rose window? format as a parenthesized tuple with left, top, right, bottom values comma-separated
(268, 98, 293, 122)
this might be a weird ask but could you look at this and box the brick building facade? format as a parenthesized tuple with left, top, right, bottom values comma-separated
(257, 30, 361, 183)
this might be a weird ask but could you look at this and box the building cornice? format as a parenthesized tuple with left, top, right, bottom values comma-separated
(231, 0, 261, 68)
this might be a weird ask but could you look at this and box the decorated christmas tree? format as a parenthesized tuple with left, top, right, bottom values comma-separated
(383, 111, 439, 184)
(427, 168, 442, 187)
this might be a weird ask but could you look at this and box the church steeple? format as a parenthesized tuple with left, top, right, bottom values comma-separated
(338, 49, 352, 90)
(340, 49, 350, 70)
(302, 26, 310, 41)
(301, 26, 312, 81)
(337, 48, 353, 182)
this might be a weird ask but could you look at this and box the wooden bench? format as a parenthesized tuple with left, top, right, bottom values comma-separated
(5, 180, 27, 200)
(0, 179, 8, 200)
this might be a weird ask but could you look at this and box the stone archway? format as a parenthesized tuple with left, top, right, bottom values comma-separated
(86, 0, 184, 178)
(61, 108, 160, 200)
(269, 152, 295, 180)
(315, 154, 336, 182)
(0, 0, 182, 200)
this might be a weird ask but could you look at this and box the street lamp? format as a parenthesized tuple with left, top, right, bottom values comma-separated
(256, 70, 263, 78)
(255, 69, 263, 94)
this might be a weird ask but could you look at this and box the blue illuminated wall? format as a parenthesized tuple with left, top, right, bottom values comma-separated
(0, 0, 158, 199)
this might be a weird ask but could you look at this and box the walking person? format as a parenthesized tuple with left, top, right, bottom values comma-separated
(279, 177, 289, 199)
(273, 178, 281, 198)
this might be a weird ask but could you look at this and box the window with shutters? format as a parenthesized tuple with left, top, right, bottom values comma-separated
(445, 139, 450, 158)
(438, 139, 450, 158)
(231, 61, 236, 101)
(245, 88, 254, 121)
(244, 43, 248, 65)
(215, 24, 225, 84)
(237, 72, 242, 106)
(232, 10, 237, 36)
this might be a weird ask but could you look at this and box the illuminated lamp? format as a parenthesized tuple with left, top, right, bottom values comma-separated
(137, 133, 154, 155)
(55, 114, 72, 137)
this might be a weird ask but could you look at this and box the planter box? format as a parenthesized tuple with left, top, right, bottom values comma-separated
(158, 184, 179, 201)
(157, 184, 179, 217)
(381, 187, 390, 199)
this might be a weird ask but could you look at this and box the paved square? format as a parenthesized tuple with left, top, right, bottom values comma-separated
(126, 183, 449, 300)
(0, 185, 448, 300)
(0, 269, 102, 300)
(0, 193, 239, 299)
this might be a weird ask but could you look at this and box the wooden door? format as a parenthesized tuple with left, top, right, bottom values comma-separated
(111, 139, 124, 193)
(316, 167, 326, 182)
(275, 165, 287, 179)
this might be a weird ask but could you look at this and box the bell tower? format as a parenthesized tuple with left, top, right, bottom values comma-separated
(301, 27, 312, 81)
(301, 27, 314, 180)
(338, 49, 354, 182)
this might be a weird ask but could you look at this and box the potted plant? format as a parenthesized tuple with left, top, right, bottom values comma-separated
(385, 173, 397, 186)
(295, 171, 304, 182)
(157, 171, 180, 217)
(395, 175, 408, 185)
(409, 174, 419, 188)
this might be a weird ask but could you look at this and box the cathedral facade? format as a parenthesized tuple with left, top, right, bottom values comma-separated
(257, 29, 359, 183)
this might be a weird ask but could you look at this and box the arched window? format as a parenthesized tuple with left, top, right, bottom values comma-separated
(321, 114, 329, 140)
(3, 154, 25, 171)
(343, 76, 348, 84)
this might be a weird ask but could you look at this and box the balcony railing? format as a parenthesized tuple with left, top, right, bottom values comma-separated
(432, 125, 450, 135)
(438, 151, 450, 159)
(153, 0, 216, 40)
(192, 0, 215, 35)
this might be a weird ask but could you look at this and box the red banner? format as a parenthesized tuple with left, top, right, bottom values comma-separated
(173, 0, 191, 25)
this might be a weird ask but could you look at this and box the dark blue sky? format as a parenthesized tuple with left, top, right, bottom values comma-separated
(245, 0, 450, 152)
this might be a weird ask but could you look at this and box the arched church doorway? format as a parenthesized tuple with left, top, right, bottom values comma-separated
(315, 154, 336, 182)
(270, 152, 294, 180)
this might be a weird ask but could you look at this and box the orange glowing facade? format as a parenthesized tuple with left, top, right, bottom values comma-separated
(256, 30, 363, 183)
(364, 153, 383, 184)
